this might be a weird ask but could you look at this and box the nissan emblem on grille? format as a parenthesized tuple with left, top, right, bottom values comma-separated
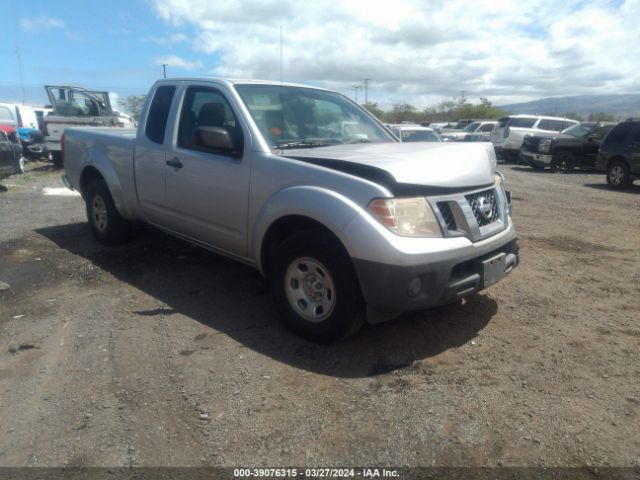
(477, 196, 493, 220)
(466, 189, 499, 227)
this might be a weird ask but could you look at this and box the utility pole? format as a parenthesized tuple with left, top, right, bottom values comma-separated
(162, 64, 168, 79)
(16, 46, 25, 105)
(363, 78, 370, 104)
(351, 85, 361, 102)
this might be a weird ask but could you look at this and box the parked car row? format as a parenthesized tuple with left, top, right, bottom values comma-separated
(387, 124, 442, 142)
(492, 114, 639, 189)
(440, 120, 497, 142)
(0, 102, 50, 175)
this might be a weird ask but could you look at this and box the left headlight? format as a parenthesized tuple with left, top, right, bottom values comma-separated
(367, 197, 442, 237)
(539, 139, 552, 153)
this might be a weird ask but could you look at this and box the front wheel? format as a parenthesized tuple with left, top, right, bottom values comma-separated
(85, 180, 132, 245)
(270, 230, 366, 343)
(551, 151, 576, 173)
(606, 160, 631, 189)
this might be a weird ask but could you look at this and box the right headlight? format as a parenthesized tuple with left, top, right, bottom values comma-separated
(367, 197, 442, 237)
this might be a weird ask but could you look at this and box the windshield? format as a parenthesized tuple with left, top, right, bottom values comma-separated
(463, 122, 480, 132)
(234, 84, 394, 148)
(400, 130, 441, 142)
(562, 123, 593, 138)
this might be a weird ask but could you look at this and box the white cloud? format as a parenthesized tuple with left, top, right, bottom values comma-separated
(154, 54, 203, 70)
(143, 33, 189, 45)
(149, 0, 640, 107)
(19, 15, 65, 32)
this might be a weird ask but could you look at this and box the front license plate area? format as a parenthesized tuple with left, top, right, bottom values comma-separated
(481, 253, 506, 287)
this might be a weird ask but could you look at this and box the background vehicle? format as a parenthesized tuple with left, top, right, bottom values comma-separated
(389, 124, 442, 142)
(43, 85, 133, 167)
(440, 121, 496, 142)
(519, 122, 616, 172)
(0, 102, 40, 132)
(18, 127, 48, 160)
(0, 130, 24, 178)
(491, 115, 579, 162)
(63, 78, 518, 342)
(595, 118, 640, 188)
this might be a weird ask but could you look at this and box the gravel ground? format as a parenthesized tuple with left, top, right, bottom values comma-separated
(0, 160, 639, 470)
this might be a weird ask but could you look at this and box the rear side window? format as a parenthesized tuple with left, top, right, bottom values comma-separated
(0, 106, 13, 121)
(605, 122, 635, 144)
(145, 85, 176, 144)
(497, 117, 509, 128)
(538, 119, 565, 131)
(509, 117, 536, 128)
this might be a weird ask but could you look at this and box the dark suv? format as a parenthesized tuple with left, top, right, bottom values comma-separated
(520, 122, 616, 172)
(595, 119, 640, 188)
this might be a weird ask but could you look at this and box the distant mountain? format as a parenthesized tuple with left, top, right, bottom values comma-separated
(499, 94, 640, 118)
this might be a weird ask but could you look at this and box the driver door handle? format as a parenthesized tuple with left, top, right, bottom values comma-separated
(166, 157, 183, 168)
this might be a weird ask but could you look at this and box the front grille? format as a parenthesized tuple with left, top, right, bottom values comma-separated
(466, 189, 499, 227)
(437, 202, 457, 230)
(521, 135, 539, 153)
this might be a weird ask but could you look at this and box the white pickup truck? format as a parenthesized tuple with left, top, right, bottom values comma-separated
(62, 78, 518, 342)
(44, 85, 133, 167)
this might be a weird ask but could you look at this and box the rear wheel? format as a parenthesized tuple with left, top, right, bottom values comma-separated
(606, 160, 631, 189)
(85, 180, 132, 245)
(551, 151, 576, 173)
(270, 230, 366, 343)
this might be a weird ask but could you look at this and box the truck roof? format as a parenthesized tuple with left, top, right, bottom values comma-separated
(153, 77, 331, 92)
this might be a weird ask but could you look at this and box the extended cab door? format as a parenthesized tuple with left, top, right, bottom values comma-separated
(162, 83, 251, 257)
(134, 84, 178, 225)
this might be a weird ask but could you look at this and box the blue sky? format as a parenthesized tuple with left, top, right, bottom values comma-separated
(0, 0, 214, 106)
(1, 0, 638, 112)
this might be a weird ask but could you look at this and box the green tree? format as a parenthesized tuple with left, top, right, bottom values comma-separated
(124, 95, 146, 122)
(383, 103, 419, 124)
(587, 112, 616, 122)
(362, 102, 385, 120)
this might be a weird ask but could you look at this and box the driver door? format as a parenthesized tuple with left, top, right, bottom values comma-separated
(163, 84, 251, 257)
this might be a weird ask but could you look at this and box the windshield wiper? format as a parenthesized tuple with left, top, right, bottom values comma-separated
(275, 139, 340, 149)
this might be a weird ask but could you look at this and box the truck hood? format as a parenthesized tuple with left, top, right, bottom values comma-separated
(280, 142, 497, 191)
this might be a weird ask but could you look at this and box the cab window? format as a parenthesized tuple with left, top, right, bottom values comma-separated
(178, 86, 243, 155)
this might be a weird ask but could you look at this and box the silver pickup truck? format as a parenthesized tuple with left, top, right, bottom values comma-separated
(62, 78, 518, 342)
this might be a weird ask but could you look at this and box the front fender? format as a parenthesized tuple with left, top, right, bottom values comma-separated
(251, 186, 364, 273)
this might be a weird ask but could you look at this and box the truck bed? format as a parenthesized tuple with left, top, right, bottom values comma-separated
(63, 127, 139, 218)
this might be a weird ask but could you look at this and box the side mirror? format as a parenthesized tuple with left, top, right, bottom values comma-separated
(588, 134, 602, 142)
(195, 126, 235, 153)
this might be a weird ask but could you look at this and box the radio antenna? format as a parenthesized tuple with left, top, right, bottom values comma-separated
(279, 25, 283, 84)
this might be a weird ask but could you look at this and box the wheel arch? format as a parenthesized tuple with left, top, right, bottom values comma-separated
(606, 155, 630, 171)
(252, 186, 364, 276)
(260, 215, 354, 280)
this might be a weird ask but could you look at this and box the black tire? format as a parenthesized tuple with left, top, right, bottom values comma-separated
(269, 230, 366, 343)
(550, 151, 576, 173)
(85, 180, 132, 245)
(16, 156, 25, 174)
(51, 151, 63, 169)
(606, 160, 631, 189)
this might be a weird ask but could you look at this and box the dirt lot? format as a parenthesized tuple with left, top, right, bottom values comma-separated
(0, 161, 639, 470)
